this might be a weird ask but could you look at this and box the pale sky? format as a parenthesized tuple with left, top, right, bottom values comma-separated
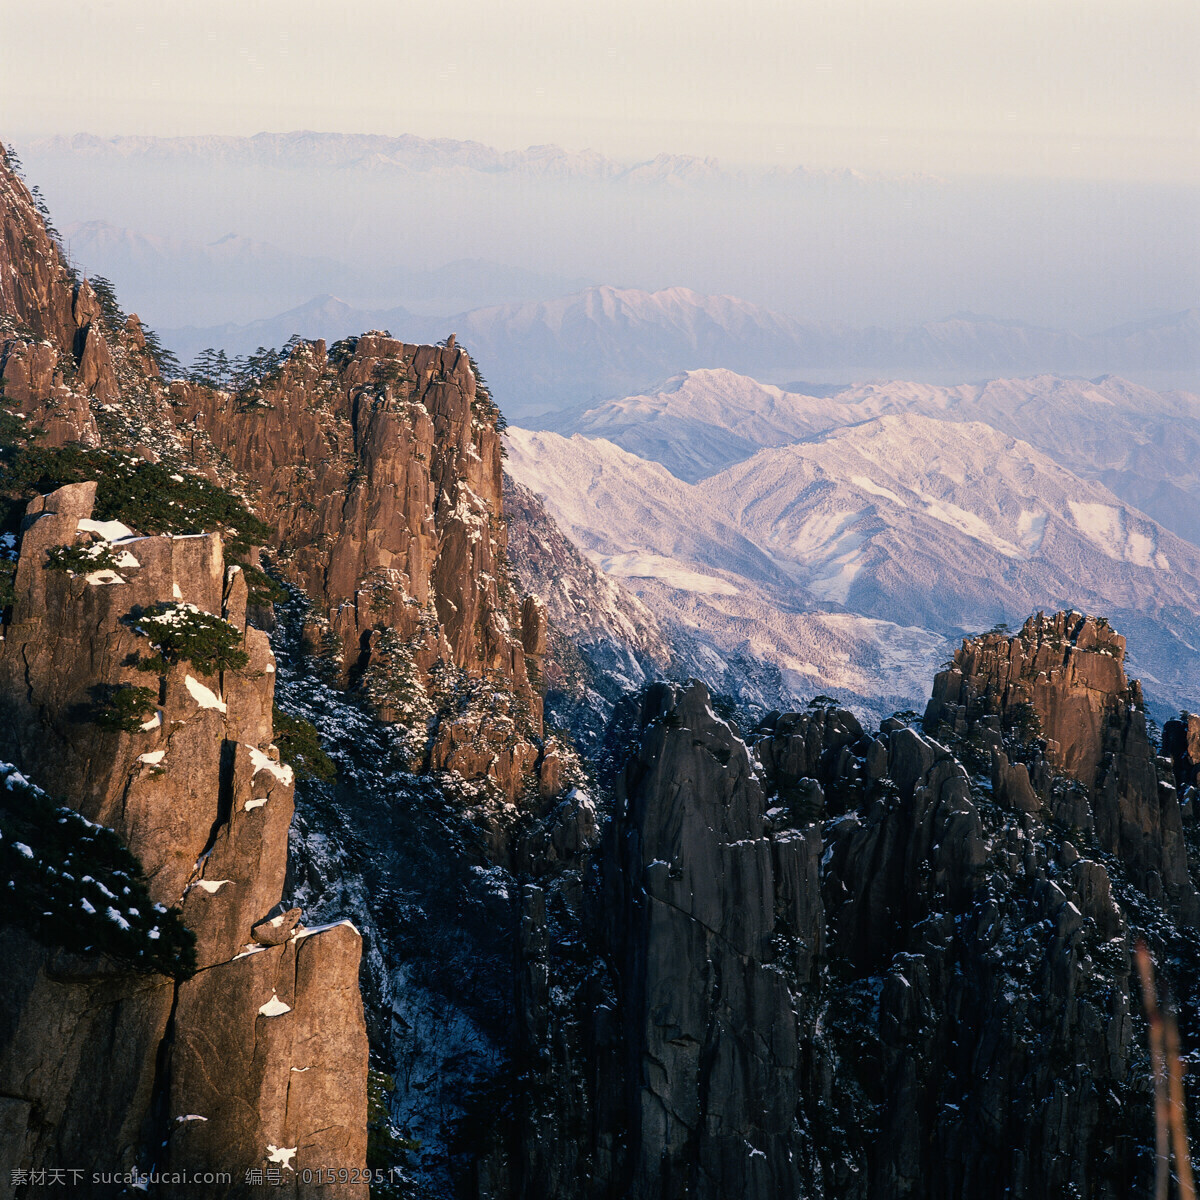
(3, 0, 1197, 180)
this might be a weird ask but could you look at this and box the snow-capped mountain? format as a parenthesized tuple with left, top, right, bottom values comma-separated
(502, 428, 789, 592)
(503, 427, 956, 717)
(502, 476, 673, 745)
(564, 369, 1200, 548)
(505, 410, 1200, 717)
(69, 220, 592, 339)
(700, 414, 1200, 627)
(562, 369, 851, 481)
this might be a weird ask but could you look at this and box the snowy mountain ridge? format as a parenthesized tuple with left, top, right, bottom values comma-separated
(563, 368, 1200, 547)
(506, 397, 1200, 718)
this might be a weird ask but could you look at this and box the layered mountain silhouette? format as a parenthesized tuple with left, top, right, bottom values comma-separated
(157, 286, 1199, 418)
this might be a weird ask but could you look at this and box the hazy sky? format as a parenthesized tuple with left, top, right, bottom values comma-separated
(4, 0, 1197, 180)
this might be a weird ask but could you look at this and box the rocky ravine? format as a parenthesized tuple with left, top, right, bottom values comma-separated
(441, 612, 1198, 1199)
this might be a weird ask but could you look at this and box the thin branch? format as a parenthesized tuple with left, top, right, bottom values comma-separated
(1138, 939, 1195, 1200)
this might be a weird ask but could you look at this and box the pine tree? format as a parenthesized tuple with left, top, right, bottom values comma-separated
(140, 325, 182, 380)
(87, 275, 125, 330)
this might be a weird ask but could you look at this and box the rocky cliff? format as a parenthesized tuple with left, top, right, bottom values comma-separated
(5, 140, 548, 812)
(0, 483, 366, 1194)
(926, 611, 1198, 920)
(165, 340, 551, 806)
(443, 613, 1197, 1200)
(0, 141, 186, 460)
(0, 144, 384, 1194)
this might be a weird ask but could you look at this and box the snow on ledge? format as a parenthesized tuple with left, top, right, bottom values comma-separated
(265, 1145, 297, 1171)
(194, 879, 233, 894)
(86, 570, 126, 586)
(258, 993, 292, 1018)
(293, 918, 361, 941)
(244, 796, 268, 811)
(140, 710, 162, 731)
(138, 750, 166, 765)
(77, 517, 136, 541)
(247, 745, 294, 787)
(185, 674, 227, 713)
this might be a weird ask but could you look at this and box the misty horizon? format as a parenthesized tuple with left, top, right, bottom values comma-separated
(13, 129, 1198, 343)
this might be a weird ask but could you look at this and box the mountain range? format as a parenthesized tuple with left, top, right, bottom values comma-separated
(505, 369, 1200, 719)
(23, 128, 1198, 355)
(27, 131, 886, 187)
(158, 286, 1200, 418)
(62, 219, 592, 328)
(565, 368, 1200, 546)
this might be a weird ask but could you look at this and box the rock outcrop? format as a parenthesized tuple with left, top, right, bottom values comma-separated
(0, 483, 367, 1193)
(0, 146, 80, 359)
(926, 611, 1198, 919)
(1, 144, 186, 461)
(1163, 711, 1200, 797)
(169, 339, 547, 802)
(0, 145, 102, 447)
(547, 657, 1185, 1200)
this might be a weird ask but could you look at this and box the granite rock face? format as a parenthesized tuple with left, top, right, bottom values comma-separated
(926, 611, 1198, 919)
(4, 142, 553, 811)
(1, 144, 186, 460)
(602, 682, 822, 1199)
(459, 615, 1197, 1200)
(170, 338, 548, 801)
(0, 145, 103, 447)
(0, 484, 367, 1195)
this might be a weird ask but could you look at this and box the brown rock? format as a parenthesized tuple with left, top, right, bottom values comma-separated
(76, 321, 119, 401)
(252, 908, 303, 946)
(169, 336, 546, 802)
(167, 923, 368, 1198)
(0, 930, 175, 1180)
(0, 147, 79, 354)
(0, 483, 368, 1192)
(926, 611, 1199, 919)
